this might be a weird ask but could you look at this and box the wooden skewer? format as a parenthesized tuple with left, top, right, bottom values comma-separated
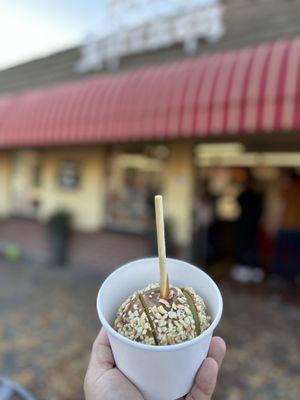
(154, 195, 170, 299)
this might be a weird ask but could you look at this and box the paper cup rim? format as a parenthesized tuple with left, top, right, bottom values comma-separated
(97, 257, 223, 352)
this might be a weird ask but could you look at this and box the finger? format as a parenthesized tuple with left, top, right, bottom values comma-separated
(88, 328, 115, 375)
(185, 337, 226, 399)
(186, 357, 218, 400)
(95, 327, 111, 348)
(208, 336, 226, 368)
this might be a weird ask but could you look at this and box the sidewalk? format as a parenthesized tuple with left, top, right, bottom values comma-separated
(0, 218, 149, 274)
(0, 261, 299, 400)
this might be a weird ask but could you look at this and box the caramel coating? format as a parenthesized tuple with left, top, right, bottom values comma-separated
(114, 283, 211, 346)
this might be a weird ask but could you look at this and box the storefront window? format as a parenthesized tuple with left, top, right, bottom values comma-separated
(106, 146, 167, 233)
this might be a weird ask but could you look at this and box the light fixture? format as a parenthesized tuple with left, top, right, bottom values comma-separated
(195, 142, 245, 158)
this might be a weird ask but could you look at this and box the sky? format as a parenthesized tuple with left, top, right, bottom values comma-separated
(0, 0, 213, 70)
(0, 0, 104, 69)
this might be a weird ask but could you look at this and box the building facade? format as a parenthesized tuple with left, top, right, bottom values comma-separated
(1, 0, 300, 255)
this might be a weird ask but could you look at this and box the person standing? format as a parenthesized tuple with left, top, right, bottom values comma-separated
(231, 173, 264, 283)
(272, 170, 300, 286)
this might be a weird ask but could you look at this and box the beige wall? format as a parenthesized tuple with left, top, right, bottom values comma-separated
(1, 143, 195, 244)
(163, 142, 195, 247)
(40, 147, 106, 231)
(0, 152, 10, 217)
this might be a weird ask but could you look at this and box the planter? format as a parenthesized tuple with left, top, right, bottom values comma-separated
(47, 211, 71, 266)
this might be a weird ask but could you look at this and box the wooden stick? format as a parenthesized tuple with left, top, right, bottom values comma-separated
(154, 195, 170, 298)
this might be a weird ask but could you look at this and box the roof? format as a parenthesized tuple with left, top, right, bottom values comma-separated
(0, 38, 299, 148)
(0, 0, 300, 95)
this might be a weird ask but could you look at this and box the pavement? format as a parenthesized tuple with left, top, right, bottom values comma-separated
(0, 218, 149, 273)
(0, 261, 299, 400)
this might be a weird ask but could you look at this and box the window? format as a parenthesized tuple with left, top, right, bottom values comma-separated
(57, 161, 81, 190)
(106, 149, 165, 233)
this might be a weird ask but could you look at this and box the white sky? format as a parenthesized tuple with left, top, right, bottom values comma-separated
(0, 1, 103, 70)
(0, 8, 73, 69)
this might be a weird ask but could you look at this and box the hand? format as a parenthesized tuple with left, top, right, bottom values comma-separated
(84, 328, 226, 400)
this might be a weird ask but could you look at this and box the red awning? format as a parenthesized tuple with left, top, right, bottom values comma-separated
(0, 38, 299, 147)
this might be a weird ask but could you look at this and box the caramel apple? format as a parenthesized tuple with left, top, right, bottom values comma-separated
(114, 195, 211, 346)
(114, 283, 211, 345)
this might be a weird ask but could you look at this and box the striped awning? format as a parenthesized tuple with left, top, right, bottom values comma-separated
(0, 38, 299, 147)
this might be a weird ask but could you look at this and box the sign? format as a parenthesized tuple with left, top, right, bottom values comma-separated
(75, 0, 225, 73)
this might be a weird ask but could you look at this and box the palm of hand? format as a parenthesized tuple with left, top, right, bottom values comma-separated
(84, 329, 225, 400)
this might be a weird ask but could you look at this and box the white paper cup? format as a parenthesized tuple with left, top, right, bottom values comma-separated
(97, 257, 223, 400)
